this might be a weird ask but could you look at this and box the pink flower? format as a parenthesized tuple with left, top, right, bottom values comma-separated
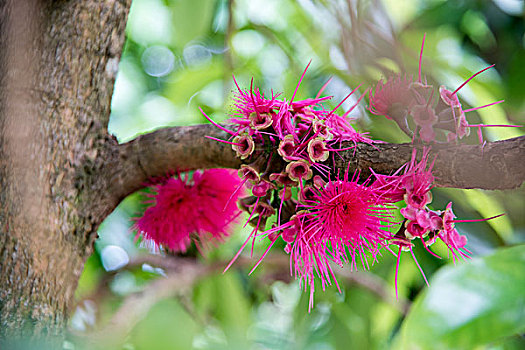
(369, 74, 415, 136)
(439, 203, 469, 256)
(307, 138, 329, 162)
(412, 104, 438, 128)
(373, 147, 434, 205)
(249, 111, 273, 130)
(286, 159, 313, 181)
(369, 74, 415, 119)
(312, 119, 333, 140)
(288, 174, 394, 305)
(277, 135, 296, 161)
(419, 125, 436, 143)
(252, 180, 273, 197)
(439, 86, 461, 108)
(232, 135, 255, 159)
(406, 220, 429, 239)
(405, 190, 432, 209)
(134, 169, 244, 253)
(400, 206, 417, 221)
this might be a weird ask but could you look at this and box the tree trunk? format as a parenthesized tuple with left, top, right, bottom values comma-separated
(0, 0, 131, 344)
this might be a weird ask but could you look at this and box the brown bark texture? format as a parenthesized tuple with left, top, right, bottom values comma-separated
(0, 0, 131, 344)
(108, 124, 525, 201)
(0, 0, 524, 346)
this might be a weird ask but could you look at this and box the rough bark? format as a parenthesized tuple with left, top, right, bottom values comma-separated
(104, 124, 525, 203)
(0, 0, 131, 344)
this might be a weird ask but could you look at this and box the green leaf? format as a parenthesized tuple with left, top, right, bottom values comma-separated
(395, 245, 525, 350)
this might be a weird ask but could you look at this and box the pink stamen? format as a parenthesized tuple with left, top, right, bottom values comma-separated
(328, 146, 355, 152)
(420, 237, 442, 259)
(244, 197, 260, 228)
(232, 74, 244, 95)
(477, 126, 483, 144)
(291, 60, 312, 104)
(316, 77, 333, 99)
(249, 239, 277, 275)
(394, 245, 402, 300)
(223, 230, 255, 273)
(410, 248, 429, 287)
(463, 100, 504, 113)
(453, 213, 505, 223)
(199, 107, 236, 135)
(251, 216, 263, 257)
(468, 124, 522, 128)
(326, 262, 341, 293)
(328, 83, 362, 116)
(418, 33, 426, 83)
(249, 78, 261, 118)
(223, 177, 249, 211)
(342, 88, 370, 118)
(278, 185, 286, 227)
(453, 64, 495, 95)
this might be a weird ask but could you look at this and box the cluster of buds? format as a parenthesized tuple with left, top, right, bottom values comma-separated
(202, 66, 374, 247)
(371, 147, 503, 294)
(372, 148, 469, 247)
(369, 34, 518, 143)
(202, 50, 506, 307)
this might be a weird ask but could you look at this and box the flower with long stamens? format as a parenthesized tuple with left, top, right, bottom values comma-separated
(134, 169, 244, 253)
(369, 74, 415, 136)
(287, 172, 395, 307)
(439, 86, 461, 108)
(438, 202, 469, 257)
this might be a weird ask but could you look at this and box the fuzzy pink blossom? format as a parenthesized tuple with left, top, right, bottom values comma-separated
(134, 169, 244, 253)
(287, 173, 394, 308)
(369, 74, 415, 119)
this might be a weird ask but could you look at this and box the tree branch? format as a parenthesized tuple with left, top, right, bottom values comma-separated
(101, 124, 525, 205)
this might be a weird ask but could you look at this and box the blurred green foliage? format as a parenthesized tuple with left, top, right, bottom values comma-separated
(72, 0, 525, 349)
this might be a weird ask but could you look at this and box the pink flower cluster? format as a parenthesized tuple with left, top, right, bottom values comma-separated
(130, 35, 509, 309)
(369, 34, 517, 143)
(134, 169, 244, 253)
(203, 61, 505, 308)
(271, 172, 396, 309)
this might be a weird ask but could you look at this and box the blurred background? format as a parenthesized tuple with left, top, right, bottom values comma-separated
(69, 0, 525, 349)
